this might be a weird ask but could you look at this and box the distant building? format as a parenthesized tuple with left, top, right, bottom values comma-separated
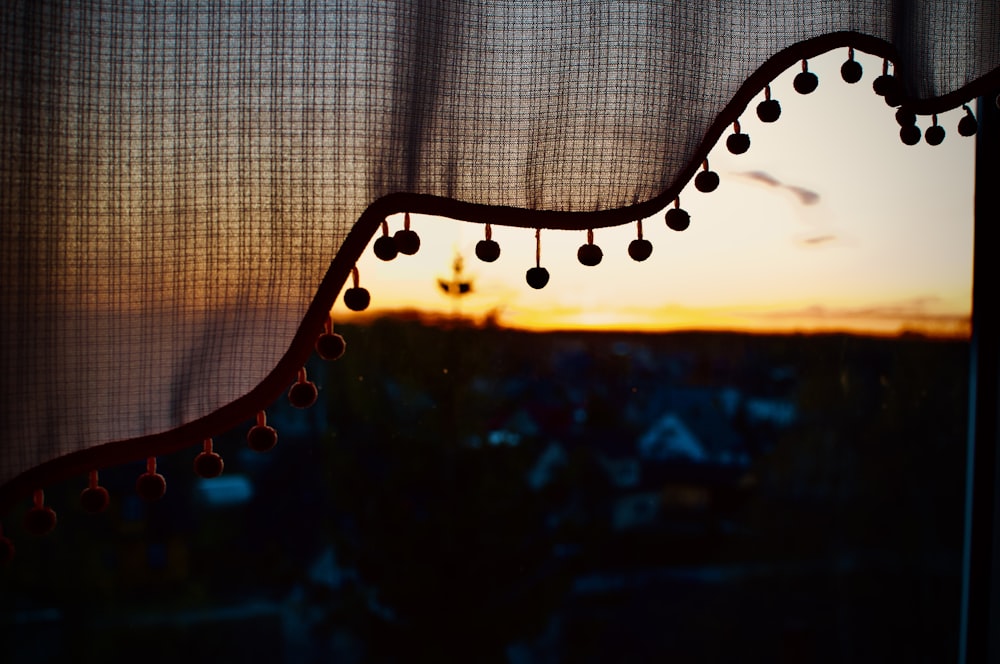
(637, 413, 708, 463)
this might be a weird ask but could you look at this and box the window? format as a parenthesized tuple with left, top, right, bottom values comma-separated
(0, 51, 979, 663)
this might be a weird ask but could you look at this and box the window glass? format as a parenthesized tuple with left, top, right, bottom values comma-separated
(0, 50, 974, 663)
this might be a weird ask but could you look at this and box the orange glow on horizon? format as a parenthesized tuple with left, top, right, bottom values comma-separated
(340, 305, 970, 339)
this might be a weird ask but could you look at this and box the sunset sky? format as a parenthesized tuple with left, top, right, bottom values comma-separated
(333, 50, 975, 336)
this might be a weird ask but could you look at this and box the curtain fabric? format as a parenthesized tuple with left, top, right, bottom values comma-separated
(1, 1, 999, 508)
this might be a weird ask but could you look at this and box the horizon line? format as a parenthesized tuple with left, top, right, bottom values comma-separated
(334, 307, 971, 340)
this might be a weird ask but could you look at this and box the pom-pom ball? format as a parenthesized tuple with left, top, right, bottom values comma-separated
(665, 208, 691, 232)
(899, 125, 921, 146)
(194, 451, 224, 478)
(726, 132, 750, 155)
(525, 266, 550, 289)
(924, 124, 945, 146)
(872, 74, 898, 97)
(793, 71, 819, 94)
(24, 506, 57, 536)
(288, 380, 318, 409)
(344, 287, 371, 312)
(475, 239, 501, 263)
(136, 472, 167, 501)
(316, 332, 346, 361)
(80, 486, 110, 514)
(577, 243, 603, 267)
(756, 99, 781, 123)
(373, 235, 398, 261)
(694, 170, 720, 193)
(895, 108, 916, 127)
(628, 238, 653, 262)
(840, 59, 863, 84)
(393, 229, 421, 255)
(247, 424, 278, 452)
(958, 114, 978, 137)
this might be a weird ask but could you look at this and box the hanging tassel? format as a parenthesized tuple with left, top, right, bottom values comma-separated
(136, 457, 167, 502)
(925, 114, 945, 145)
(726, 120, 750, 154)
(665, 198, 691, 232)
(343, 266, 371, 312)
(23, 489, 57, 536)
(756, 85, 781, 123)
(525, 228, 550, 289)
(694, 159, 720, 193)
(316, 314, 347, 361)
(194, 439, 225, 478)
(475, 223, 501, 262)
(393, 212, 421, 255)
(247, 410, 278, 453)
(0, 523, 13, 563)
(373, 220, 398, 261)
(628, 219, 653, 262)
(793, 59, 819, 94)
(873, 59, 901, 107)
(840, 47, 863, 83)
(958, 105, 978, 136)
(80, 470, 110, 514)
(288, 367, 319, 409)
(577, 229, 603, 266)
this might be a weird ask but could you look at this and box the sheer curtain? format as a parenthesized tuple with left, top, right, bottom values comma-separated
(1, 1, 998, 511)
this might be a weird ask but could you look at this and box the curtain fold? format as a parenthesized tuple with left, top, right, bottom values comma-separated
(2, 0, 999, 505)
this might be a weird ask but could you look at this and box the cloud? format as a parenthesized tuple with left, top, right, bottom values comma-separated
(750, 297, 966, 323)
(740, 297, 970, 336)
(735, 170, 820, 206)
(734, 170, 842, 247)
(786, 186, 820, 206)
(799, 234, 837, 246)
(740, 170, 781, 187)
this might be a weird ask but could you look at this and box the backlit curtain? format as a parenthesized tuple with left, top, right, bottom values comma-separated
(2, 1, 999, 510)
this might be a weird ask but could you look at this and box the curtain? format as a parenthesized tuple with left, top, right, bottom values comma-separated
(1, 1, 999, 513)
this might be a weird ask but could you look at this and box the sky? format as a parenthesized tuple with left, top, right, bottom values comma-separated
(333, 50, 976, 337)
